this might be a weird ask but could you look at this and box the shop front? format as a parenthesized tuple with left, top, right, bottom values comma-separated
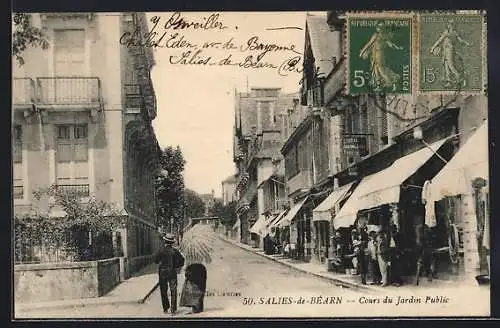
(332, 138, 454, 282)
(274, 197, 309, 260)
(312, 182, 355, 264)
(428, 120, 489, 285)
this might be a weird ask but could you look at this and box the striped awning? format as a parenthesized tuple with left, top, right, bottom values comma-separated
(312, 182, 354, 222)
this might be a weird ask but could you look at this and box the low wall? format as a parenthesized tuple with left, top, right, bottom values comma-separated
(97, 258, 121, 296)
(129, 254, 155, 275)
(15, 257, 121, 303)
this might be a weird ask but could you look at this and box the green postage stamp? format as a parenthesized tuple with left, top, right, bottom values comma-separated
(418, 12, 486, 93)
(346, 14, 413, 95)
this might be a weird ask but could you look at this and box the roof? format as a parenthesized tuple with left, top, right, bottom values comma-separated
(306, 13, 338, 76)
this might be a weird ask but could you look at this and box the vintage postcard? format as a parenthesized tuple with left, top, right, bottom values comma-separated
(12, 11, 490, 319)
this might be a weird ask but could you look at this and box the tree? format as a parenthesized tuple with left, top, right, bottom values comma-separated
(12, 13, 49, 66)
(210, 199, 237, 228)
(184, 188, 205, 219)
(155, 146, 186, 234)
(14, 185, 127, 263)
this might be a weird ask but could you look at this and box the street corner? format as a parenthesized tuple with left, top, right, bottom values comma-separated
(346, 12, 413, 95)
(417, 11, 486, 93)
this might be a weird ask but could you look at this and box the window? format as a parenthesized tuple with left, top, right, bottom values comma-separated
(56, 124, 88, 162)
(54, 29, 86, 76)
(13, 125, 22, 163)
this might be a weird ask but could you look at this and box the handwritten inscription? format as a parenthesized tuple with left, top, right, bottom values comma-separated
(119, 13, 303, 77)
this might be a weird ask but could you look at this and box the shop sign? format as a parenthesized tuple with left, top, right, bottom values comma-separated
(343, 135, 368, 158)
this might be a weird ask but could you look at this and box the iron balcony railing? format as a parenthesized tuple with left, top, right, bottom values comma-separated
(13, 186, 24, 199)
(37, 77, 102, 105)
(13, 78, 36, 105)
(56, 184, 90, 197)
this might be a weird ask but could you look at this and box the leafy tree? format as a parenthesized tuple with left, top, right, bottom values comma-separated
(14, 185, 126, 263)
(184, 188, 206, 219)
(210, 199, 237, 228)
(12, 13, 49, 66)
(155, 146, 186, 234)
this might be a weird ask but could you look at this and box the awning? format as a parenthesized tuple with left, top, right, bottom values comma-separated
(430, 120, 488, 200)
(249, 215, 267, 235)
(312, 182, 354, 222)
(333, 139, 448, 229)
(276, 196, 309, 228)
(267, 210, 287, 229)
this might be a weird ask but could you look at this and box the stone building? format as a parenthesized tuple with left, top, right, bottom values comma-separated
(276, 11, 489, 284)
(12, 12, 161, 274)
(233, 87, 299, 245)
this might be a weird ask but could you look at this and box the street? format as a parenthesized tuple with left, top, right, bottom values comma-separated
(17, 239, 361, 318)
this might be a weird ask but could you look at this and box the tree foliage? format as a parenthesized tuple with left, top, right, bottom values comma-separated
(14, 185, 127, 263)
(184, 188, 206, 219)
(12, 13, 49, 66)
(155, 146, 186, 233)
(210, 199, 237, 227)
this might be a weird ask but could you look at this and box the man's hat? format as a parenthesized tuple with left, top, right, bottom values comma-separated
(163, 233, 175, 244)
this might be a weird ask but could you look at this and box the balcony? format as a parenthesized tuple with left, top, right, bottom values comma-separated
(13, 186, 24, 199)
(56, 184, 90, 197)
(12, 78, 36, 108)
(37, 77, 102, 109)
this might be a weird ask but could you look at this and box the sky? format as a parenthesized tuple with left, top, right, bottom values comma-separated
(148, 12, 323, 197)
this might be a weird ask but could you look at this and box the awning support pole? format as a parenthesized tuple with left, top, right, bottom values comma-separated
(421, 139, 448, 164)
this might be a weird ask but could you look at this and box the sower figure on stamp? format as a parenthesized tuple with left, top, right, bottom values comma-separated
(430, 19, 471, 88)
(155, 233, 185, 315)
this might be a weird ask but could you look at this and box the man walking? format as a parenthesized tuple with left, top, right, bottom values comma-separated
(154, 233, 185, 315)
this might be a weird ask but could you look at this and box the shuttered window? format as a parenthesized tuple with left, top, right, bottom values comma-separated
(13, 125, 22, 163)
(56, 124, 89, 162)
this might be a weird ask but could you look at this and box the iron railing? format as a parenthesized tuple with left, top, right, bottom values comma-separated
(37, 77, 101, 105)
(56, 184, 90, 197)
(13, 186, 24, 199)
(13, 78, 36, 105)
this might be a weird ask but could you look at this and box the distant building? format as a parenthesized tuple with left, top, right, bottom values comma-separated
(199, 190, 215, 216)
(233, 87, 300, 245)
(221, 174, 237, 205)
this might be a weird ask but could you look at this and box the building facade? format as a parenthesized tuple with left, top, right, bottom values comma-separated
(233, 87, 299, 245)
(200, 190, 216, 216)
(12, 12, 161, 274)
(274, 11, 489, 284)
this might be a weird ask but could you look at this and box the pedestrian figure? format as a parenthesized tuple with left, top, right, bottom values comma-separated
(415, 224, 437, 285)
(376, 230, 390, 287)
(389, 224, 403, 286)
(154, 233, 185, 315)
(368, 230, 381, 284)
(180, 262, 207, 313)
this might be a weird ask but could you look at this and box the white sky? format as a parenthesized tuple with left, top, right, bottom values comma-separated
(148, 12, 323, 197)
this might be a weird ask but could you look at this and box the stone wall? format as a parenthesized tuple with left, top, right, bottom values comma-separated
(14, 257, 121, 303)
(129, 254, 155, 275)
(97, 258, 120, 296)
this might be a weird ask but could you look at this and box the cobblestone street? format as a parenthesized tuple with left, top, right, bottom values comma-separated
(18, 239, 360, 318)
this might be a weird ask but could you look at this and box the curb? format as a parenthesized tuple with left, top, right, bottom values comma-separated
(219, 237, 380, 294)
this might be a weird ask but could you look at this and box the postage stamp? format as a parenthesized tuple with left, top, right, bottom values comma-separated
(346, 13, 413, 95)
(418, 12, 486, 93)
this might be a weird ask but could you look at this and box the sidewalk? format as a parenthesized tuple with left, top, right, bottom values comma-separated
(219, 236, 461, 294)
(15, 263, 160, 313)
